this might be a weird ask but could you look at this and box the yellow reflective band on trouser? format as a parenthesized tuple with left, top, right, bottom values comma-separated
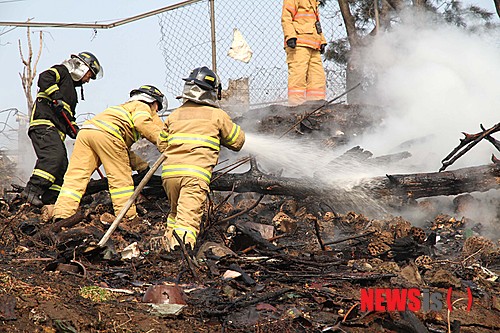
(306, 88, 326, 100)
(110, 186, 135, 199)
(29, 120, 66, 141)
(167, 217, 176, 229)
(161, 165, 212, 184)
(45, 84, 59, 96)
(49, 184, 62, 192)
(167, 133, 220, 151)
(59, 187, 83, 202)
(33, 168, 56, 183)
(172, 225, 198, 242)
(225, 123, 241, 145)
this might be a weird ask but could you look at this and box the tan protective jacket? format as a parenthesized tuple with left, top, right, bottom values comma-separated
(86, 100, 162, 151)
(158, 101, 245, 184)
(282, 0, 326, 50)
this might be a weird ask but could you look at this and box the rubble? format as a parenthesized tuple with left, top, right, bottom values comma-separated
(0, 108, 499, 332)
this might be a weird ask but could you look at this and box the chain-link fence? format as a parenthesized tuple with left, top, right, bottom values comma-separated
(158, 0, 346, 109)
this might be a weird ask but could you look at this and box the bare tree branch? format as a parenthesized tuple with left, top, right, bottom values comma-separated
(18, 26, 42, 116)
(33, 30, 43, 79)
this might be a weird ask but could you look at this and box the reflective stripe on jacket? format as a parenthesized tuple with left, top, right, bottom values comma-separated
(30, 64, 78, 137)
(85, 100, 163, 149)
(281, 0, 326, 50)
(158, 101, 245, 184)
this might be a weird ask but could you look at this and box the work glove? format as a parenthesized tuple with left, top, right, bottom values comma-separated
(320, 44, 327, 54)
(53, 99, 65, 112)
(67, 124, 79, 139)
(286, 38, 297, 49)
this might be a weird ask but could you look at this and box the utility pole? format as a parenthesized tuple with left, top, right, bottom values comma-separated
(209, 0, 217, 73)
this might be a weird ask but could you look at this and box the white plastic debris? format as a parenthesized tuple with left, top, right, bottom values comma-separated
(150, 303, 186, 316)
(222, 269, 242, 280)
(120, 242, 140, 259)
(228, 28, 253, 63)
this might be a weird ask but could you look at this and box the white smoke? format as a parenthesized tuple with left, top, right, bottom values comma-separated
(356, 10, 500, 172)
(239, 9, 500, 222)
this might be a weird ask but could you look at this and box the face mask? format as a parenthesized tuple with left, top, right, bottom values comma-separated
(178, 83, 219, 107)
(62, 58, 90, 82)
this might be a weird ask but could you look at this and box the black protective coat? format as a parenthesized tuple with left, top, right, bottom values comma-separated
(26, 64, 80, 204)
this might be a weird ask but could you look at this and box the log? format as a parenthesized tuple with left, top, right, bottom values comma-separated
(211, 163, 500, 200)
(368, 164, 500, 200)
(84, 163, 499, 207)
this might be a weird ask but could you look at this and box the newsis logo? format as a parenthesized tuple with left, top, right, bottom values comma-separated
(360, 288, 473, 312)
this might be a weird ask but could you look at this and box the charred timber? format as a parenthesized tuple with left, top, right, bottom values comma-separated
(373, 164, 500, 200)
(212, 163, 500, 200)
(85, 163, 500, 201)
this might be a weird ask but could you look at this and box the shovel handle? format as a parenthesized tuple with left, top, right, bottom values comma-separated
(97, 154, 167, 247)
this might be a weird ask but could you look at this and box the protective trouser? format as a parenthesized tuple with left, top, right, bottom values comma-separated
(53, 129, 136, 219)
(285, 46, 326, 105)
(162, 176, 209, 249)
(27, 126, 68, 204)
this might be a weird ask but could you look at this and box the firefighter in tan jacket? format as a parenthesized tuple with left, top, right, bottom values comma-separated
(282, 0, 327, 105)
(155, 67, 245, 251)
(53, 85, 165, 220)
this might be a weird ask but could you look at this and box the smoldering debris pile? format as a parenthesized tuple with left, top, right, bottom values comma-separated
(1, 186, 500, 332)
(1, 104, 499, 332)
(0, 151, 16, 197)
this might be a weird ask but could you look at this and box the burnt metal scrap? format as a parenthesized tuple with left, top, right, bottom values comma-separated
(1, 191, 500, 332)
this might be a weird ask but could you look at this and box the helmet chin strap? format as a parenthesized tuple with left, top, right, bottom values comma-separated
(81, 86, 85, 101)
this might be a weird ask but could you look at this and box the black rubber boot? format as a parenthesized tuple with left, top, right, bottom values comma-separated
(20, 184, 44, 207)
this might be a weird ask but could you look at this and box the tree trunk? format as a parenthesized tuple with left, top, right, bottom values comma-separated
(18, 28, 43, 117)
(18, 28, 43, 181)
(337, 0, 364, 104)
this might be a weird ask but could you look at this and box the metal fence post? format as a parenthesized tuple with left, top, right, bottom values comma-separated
(158, 0, 349, 106)
(209, 0, 217, 72)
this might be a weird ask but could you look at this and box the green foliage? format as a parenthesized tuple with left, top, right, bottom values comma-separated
(79, 285, 113, 302)
(321, 0, 497, 64)
(325, 38, 350, 65)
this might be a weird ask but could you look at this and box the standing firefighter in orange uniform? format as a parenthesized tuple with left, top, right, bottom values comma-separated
(282, 0, 327, 105)
(153, 67, 245, 251)
(22, 52, 103, 206)
(52, 85, 165, 221)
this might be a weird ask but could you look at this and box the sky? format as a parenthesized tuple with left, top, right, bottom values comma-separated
(0, 0, 179, 149)
(0, 0, 499, 169)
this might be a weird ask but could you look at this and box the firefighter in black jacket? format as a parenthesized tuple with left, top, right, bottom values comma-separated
(21, 52, 103, 206)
